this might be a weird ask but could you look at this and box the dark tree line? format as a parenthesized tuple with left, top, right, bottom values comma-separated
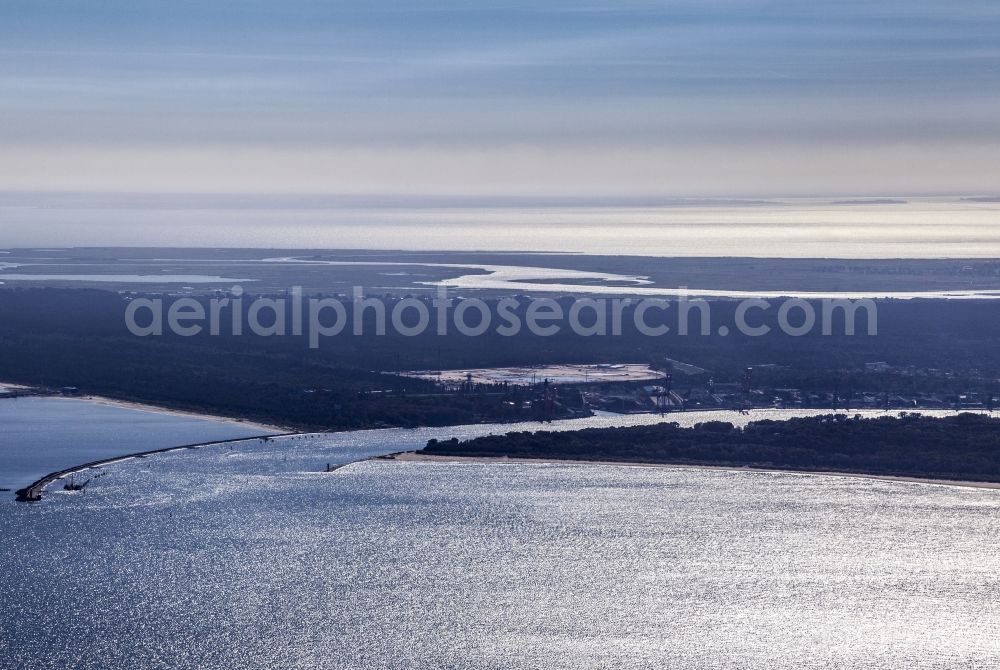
(423, 413, 1000, 482)
(2, 287, 1000, 429)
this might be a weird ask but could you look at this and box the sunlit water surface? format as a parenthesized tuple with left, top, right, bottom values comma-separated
(2, 409, 998, 668)
(3, 198, 1000, 258)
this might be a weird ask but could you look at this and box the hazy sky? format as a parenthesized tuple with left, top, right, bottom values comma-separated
(2, 0, 999, 197)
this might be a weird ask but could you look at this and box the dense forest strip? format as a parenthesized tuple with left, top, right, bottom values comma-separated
(419, 413, 1000, 484)
(3, 288, 1000, 429)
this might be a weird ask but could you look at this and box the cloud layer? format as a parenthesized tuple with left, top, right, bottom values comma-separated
(2, 0, 998, 195)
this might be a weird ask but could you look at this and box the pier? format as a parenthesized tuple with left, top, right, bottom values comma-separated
(15, 432, 298, 502)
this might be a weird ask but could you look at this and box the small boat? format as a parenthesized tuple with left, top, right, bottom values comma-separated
(63, 474, 90, 492)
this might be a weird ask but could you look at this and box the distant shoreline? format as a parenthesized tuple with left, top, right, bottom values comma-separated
(79, 395, 288, 433)
(0, 381, 289, 433)
(389, 452, 1000, 491)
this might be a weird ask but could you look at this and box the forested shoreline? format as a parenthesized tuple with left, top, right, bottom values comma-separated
(421, 413, 1000, 483)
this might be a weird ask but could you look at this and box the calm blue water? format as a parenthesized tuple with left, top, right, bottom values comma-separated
(1, 409, 997, 667)
(0, 396, 276, 495)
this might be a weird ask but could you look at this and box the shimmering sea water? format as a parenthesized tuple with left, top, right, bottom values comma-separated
(1, 410, 998, 668)
(3, 197, 1000, 258)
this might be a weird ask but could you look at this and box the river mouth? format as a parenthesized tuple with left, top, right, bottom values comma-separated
(7, 407, 989, 502)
